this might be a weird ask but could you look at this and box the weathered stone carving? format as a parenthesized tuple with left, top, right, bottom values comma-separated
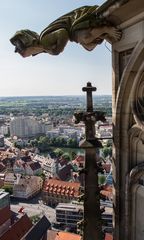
(133, 97, 144, 127)
(10, 5, 122, 57)
(74, 111, 106, 124)
(125, 162, 144, 240)
(132, 73, 144, 129)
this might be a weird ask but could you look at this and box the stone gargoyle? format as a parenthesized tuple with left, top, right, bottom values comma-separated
(10, 5, 122, 57)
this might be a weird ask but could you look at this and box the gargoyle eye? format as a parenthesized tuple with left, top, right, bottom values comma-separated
(13, 39, 25, 52)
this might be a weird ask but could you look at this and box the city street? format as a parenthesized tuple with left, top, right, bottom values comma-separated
(10, 200, 56, 222)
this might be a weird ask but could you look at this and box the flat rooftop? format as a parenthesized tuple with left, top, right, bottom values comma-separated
(0, 190, 9, 199)
(56, 203, 83, 211)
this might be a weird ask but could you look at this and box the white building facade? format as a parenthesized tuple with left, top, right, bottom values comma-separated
(13, 175, 43, 199)
(10, 116, 45, 138)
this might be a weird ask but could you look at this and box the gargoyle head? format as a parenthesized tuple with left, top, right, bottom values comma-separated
(10, 29, 39, 57)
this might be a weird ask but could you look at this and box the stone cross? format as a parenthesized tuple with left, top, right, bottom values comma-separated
(82, 82, 96, 112)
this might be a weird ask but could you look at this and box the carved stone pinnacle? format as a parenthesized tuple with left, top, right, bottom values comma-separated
(82, 82, 96, 112)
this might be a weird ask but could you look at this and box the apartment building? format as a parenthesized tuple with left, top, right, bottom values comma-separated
(56, 203, 83, 230)
(0, 190, 10, 208)
(10, 116, 45, 138)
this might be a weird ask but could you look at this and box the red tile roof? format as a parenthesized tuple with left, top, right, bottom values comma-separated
(72, 155, 84, 165)
(100, 184, 113, 197)
(14, 160, 25, 167)
(0, 163, 6, 172)
(0, 214, 33, 240)
(103, 185, 112, 192)
(55, 232, 81, 240)
(47, 230, 57, 240)
(47, 230, 81, 240)
(23, 215, 50, 240)
(0, 206, 11, 225)
(101, 190, 112, 199)
(58, 163, 73, 181)
(43, 178, 80, 197)
(103, 163, 111, 173)
(105, 233, 113, 240)
(28, 161, 41, 171)
(20, 156, 31, 162)
(100, 185, 112, 200)
(0, 179, 4, 188)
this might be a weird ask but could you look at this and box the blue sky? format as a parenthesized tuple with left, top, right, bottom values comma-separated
(0, 0, 112, 96)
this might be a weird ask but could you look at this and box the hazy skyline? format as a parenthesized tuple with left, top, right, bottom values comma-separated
(1, 0, 112, 97)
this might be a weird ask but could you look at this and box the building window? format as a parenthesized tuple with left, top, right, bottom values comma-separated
(119, 48, 133, 79)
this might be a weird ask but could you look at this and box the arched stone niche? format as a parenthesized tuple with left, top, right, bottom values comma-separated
(129, 125, 144, 167)
(131, 183, 144, 240)
(113, 39, 144, 240)
(132, 71, 144, 128)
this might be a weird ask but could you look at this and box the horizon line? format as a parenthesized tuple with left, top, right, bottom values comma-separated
(0, 94, 112, 98)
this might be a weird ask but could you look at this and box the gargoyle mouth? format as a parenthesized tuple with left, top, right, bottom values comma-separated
(14, 40, 26, 53)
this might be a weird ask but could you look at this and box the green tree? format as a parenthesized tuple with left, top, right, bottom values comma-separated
(36, 172, 45, 181)
(98, 174, 106, 185)
(30, 139, 38, 147)
(38, 136, 50, 152)
(4, 128, 10, 137)
(61, 152, 71, 162)
(50, 137, 56, 146)
(2, 185, 13, 195)
(106, 139, 112, 147)
(71, 151, 77, 160)
(102, 146, 112, 158)
(30, 214, 41, 224)
(57, 136, 67, 147)
(54, 148, 64, 157)
(13, 142, 22, 150)
(67, 138, 78, 147)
